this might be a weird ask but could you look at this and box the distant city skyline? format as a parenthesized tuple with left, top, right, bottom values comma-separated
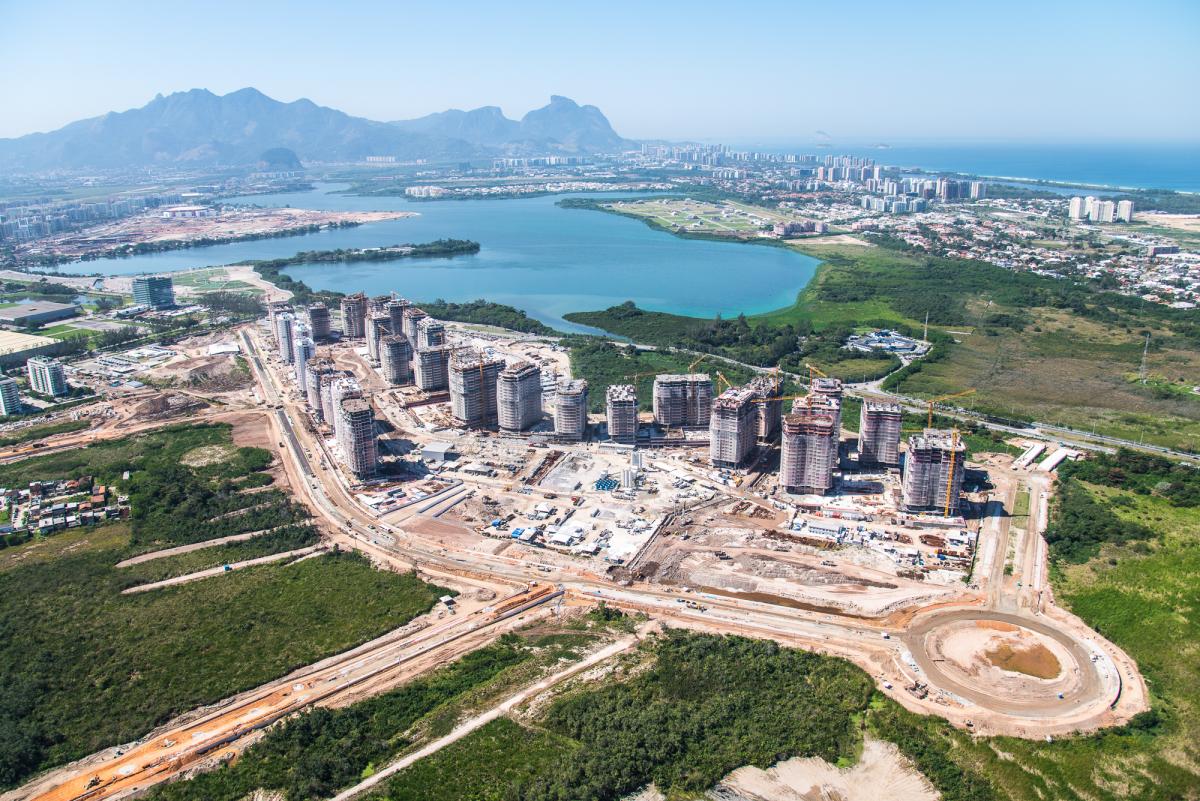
(1, 0, 1197, 142)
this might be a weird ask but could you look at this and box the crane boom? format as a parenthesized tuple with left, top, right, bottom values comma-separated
(926, 389, 976, 427)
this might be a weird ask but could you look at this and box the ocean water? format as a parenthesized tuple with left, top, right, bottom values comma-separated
(62, 187, 819, 332)
(733, 141, 1200, 192)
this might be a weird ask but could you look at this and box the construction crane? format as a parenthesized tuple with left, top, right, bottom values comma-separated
(944, 428, 962, 517)
(805, 362, 828, 380)
(926, 389, 976, 428)
(751, 394, 807, 404)
(688, 353, 708, 372)
(715, 371, 735, 393)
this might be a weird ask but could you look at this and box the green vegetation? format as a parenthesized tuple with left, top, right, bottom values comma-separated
(116, 525, 321, 586)
(0, 418, 91, 448)
(373, 717, 574, 801)
(374, 633, 874, 801)
(250, 240, 480, 304)
(1045, 449, 1200, 562)
(566, 301, 899, 381)
(417, 299, 553, 335)
(566, 337, 761, 413)
(145, 630, 604, 801)
(0, 526, 442, 790)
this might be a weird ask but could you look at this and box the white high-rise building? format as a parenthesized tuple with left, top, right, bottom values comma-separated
(0, 377, 21, 416)
(1116, 199, 1134, 223)
(275, 313, 295, 364)
(1068, 196, 1087, 220)
(1096, 200, 1117, 223)
(27, 357, 68, 397)
(293, 337, 316, 392)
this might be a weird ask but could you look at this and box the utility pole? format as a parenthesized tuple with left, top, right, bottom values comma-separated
(1139, 333, 1151, 384)
(923, 311, 929, 342)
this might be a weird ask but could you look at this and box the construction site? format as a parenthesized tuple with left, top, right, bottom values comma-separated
(0, 283, 1151, 801)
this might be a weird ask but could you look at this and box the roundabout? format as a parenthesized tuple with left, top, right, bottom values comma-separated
(903, 610, 1113, 720)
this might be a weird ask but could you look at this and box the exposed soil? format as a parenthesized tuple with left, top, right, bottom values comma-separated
(984, 641, 1062, 680)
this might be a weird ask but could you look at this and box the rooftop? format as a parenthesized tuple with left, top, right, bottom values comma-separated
(0, 330, 57, 355)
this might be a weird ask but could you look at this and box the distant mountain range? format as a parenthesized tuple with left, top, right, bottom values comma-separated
(0, 88, 634, 173)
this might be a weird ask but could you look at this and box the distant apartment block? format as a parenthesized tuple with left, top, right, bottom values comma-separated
(0, 376, 21, 416)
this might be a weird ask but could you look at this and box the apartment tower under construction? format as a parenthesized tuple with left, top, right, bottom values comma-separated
(380, 334, 413, 385)
(554, 379, 589, 441)
(337, 397, 378, 479)
(710, 386, 758, 468)
(859, 400, 903, 467)
(901, 429, 966, 515)
(449, 349, 505, 428)
(339, 293, 368, 338)
(652, 374, 713, 428)
(779, 405, 838, 494)
(497, 361, 543, 433)
(605, 384, 638, 444)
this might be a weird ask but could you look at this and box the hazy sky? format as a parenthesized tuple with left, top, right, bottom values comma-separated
(1, 0, 1197, 142)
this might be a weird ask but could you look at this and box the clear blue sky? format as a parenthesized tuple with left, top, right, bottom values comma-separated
(1, 0, 1196, 142)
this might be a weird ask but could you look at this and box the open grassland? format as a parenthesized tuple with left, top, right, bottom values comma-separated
(0, 524, 443, 791)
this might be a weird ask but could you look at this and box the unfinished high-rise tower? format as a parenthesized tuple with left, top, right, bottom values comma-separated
(652, 374, 713, 428)
(307, 303, 332, 341)
(902, 429, 966, 515)
(449, 349, 505, 428)
(859, 400, 902, 467)
(337, 397, 378, 479)
(747, 375, 781, 440)
(339, 293, 367, 338)
(497, 361, 543, 433)
(381, 334, 413, 385)
(554, 379, 589, 441)
(414, 345, 452, 392)
(605, 384, 638, 444)
(779, 406, 838, 494)
(709, 386, 757, 468)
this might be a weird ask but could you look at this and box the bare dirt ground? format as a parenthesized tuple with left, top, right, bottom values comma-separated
(715, 737, 938, 801)
(1139, 212, 1200, 233)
